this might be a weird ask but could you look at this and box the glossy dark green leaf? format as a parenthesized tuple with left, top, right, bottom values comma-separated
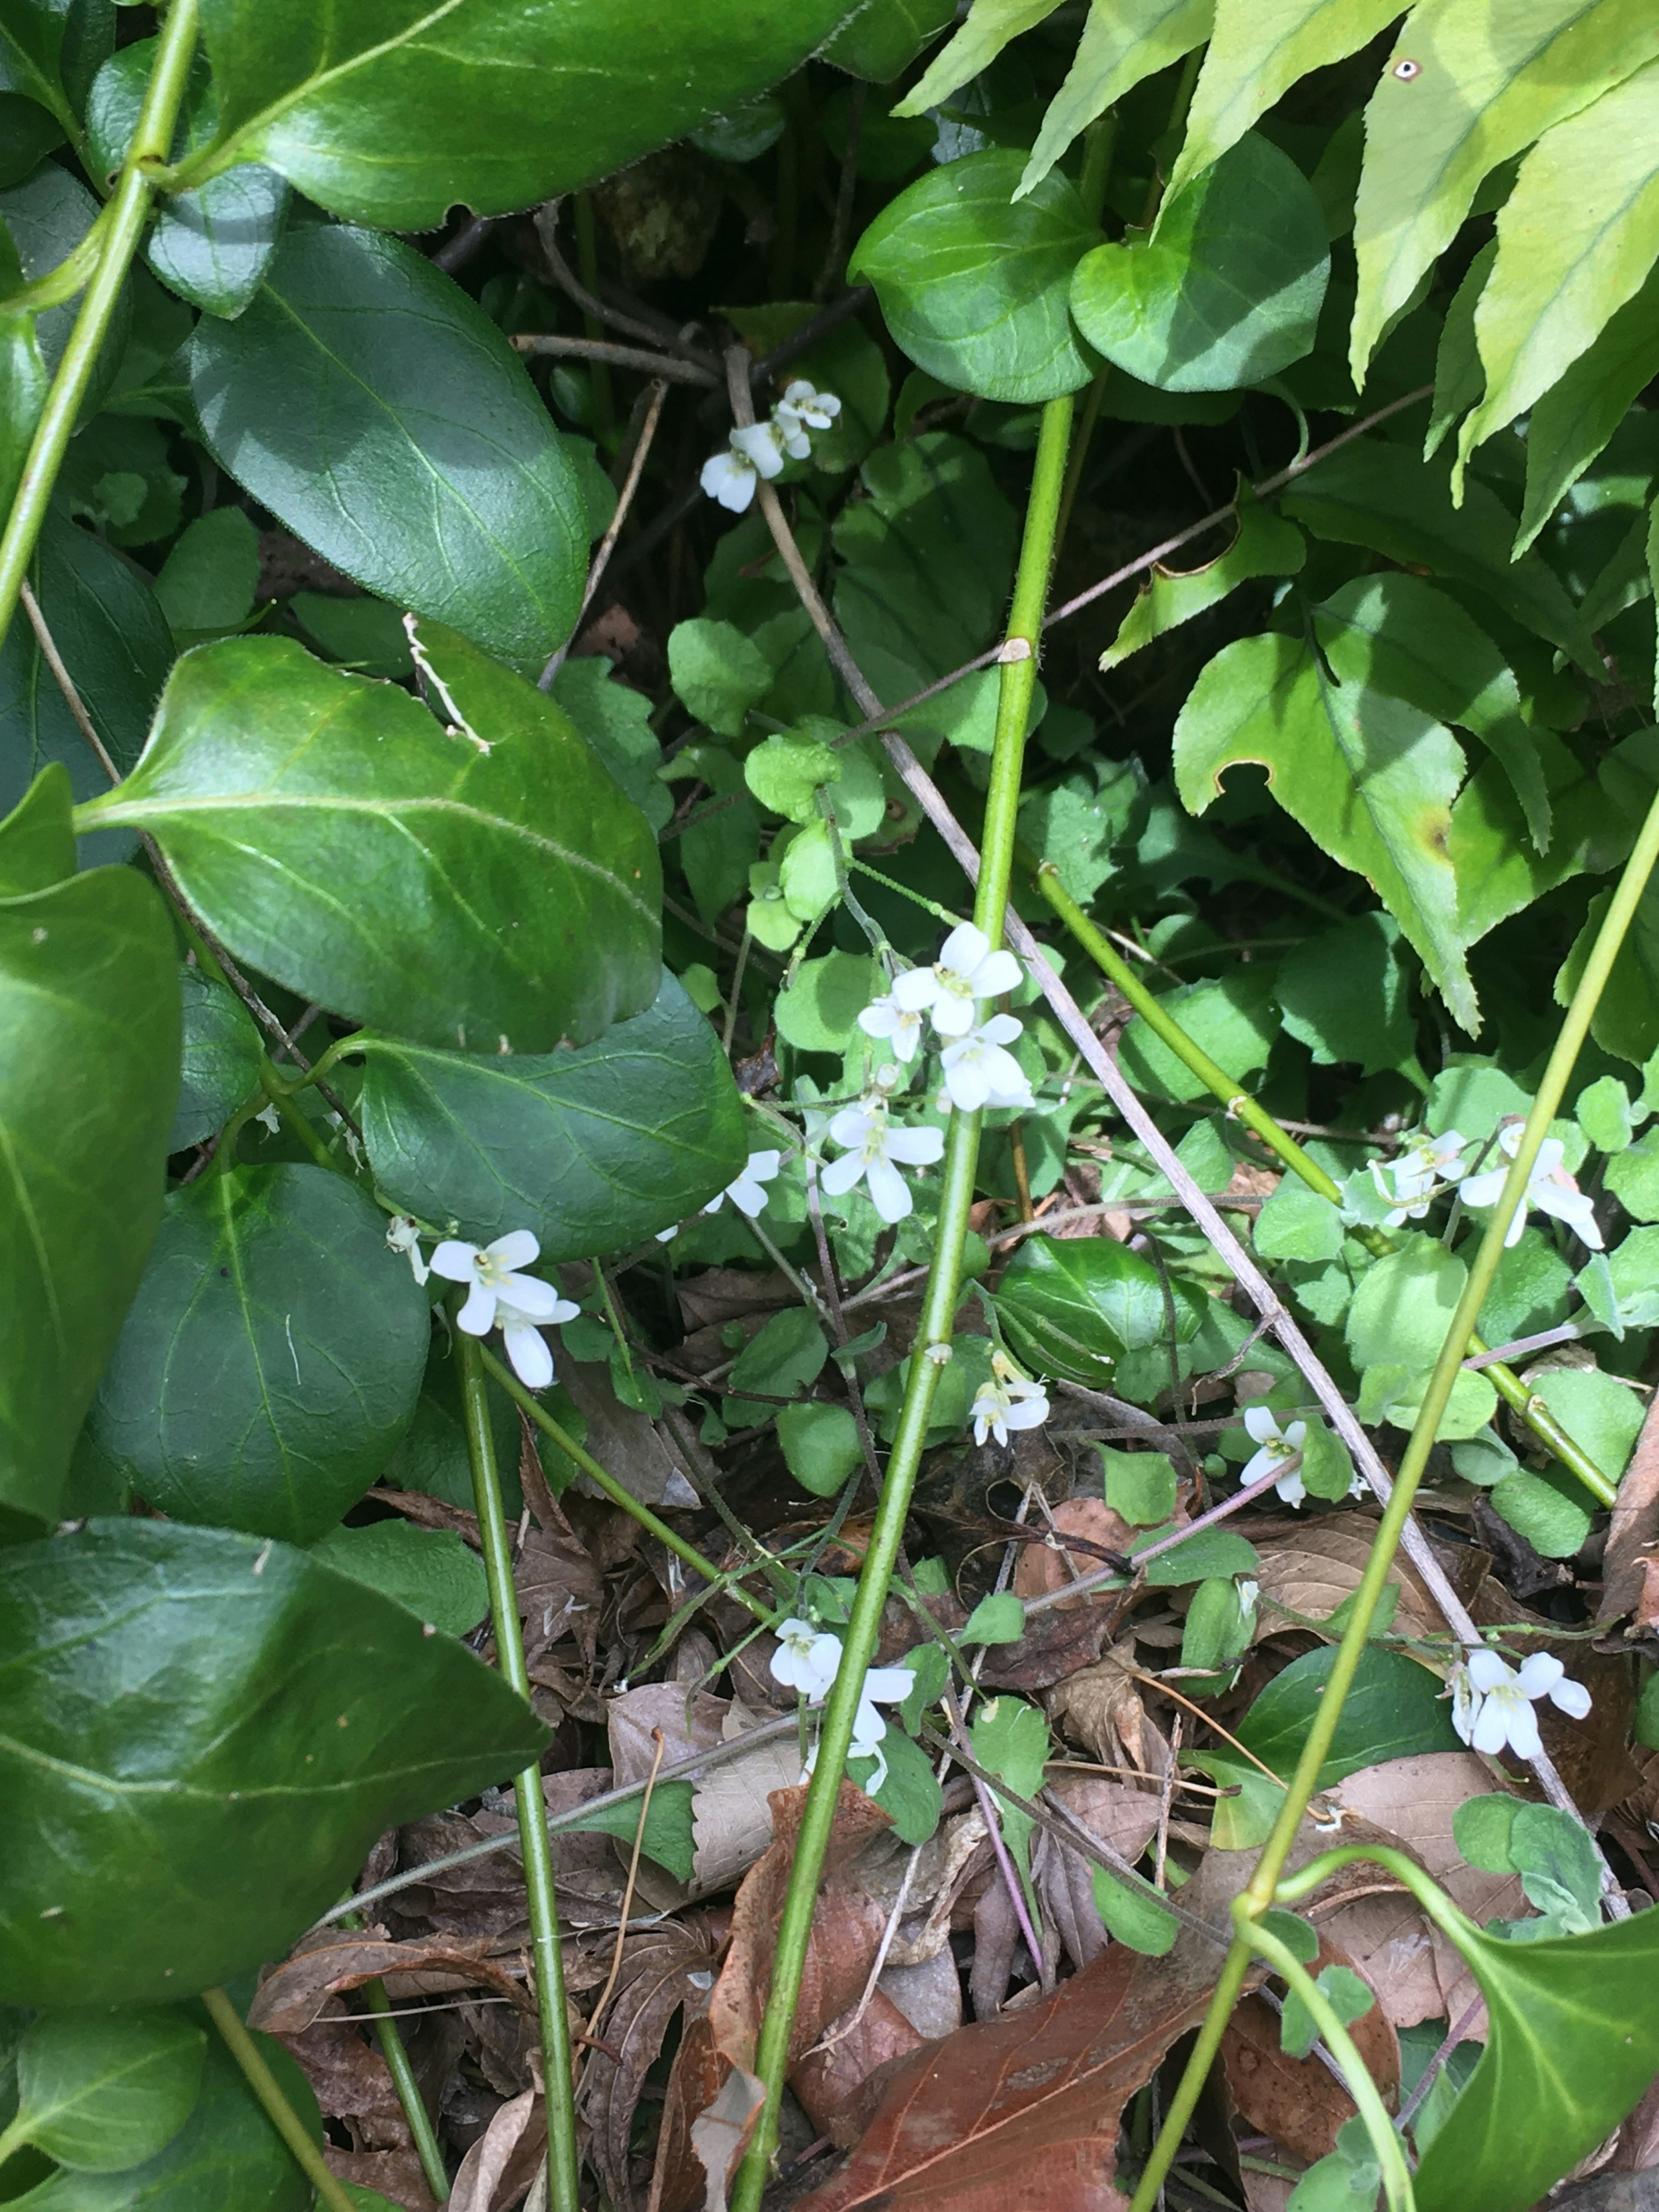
(359, 971, 745, 1260)
(992, 1232, 1201, 1389)
(0, 304, 47, 519)
(0, 865, 178, 1534)
(5, 2012, 204, 2171)
(180, 0, 851, 229)
(0, 159, 127, 402)
(0, 761, 74, 896)
(168, 968, 261, 1151)
(1069, 134, 1328, 393)
(86, 1163, 429, 1546)
(0, 95, 65, 189)
(823, 0, 954, 82)
(0, 1519, 549, 2005)
(86, 42, 286, 319)
(0, 511, 174, 864)
(1413, 1906, 1659, 2212)
(1236, 1646, 1458, 1789)
(0, 1, 113, 143)
(189, 224, 586, 675)
(81, 626, 662, 1053)
(848, 149, 1100, 403)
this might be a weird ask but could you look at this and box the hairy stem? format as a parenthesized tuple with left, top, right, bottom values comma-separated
(0, 0, 200, 652)
(455, 1333, 580, 2212)
(729, 391, 1077, 2212)
(200, 1988, 359, 2212)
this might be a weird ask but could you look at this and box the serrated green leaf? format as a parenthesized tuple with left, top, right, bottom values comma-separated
(1426, 238, 1496, 461)
(668, 618, 773, 739)
(1351, 0, 1659, 382)
(82, 627, 662, 1054)
(849, 149, 1099, 404)
(0, 1520, 548, 2006)
(1019, 0, 1210, 198)
(0, 864, 178, 1534)
(359, 972, 745, 1260)
(1254, 1177, 1345, 1263)
(550, 657, 671, 833)
(1071, 133, 1328, 393)
(1450, 729, 1630, 947)
(190, 223, 587, 677)
(7, 2014, 204, 2173)
(181, 0, 853, 229)
(1173, 632, 1477, 1032)
(1101, 481, 1304, 671)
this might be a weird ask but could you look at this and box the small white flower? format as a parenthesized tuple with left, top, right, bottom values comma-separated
(771, 1617, 844, 1699)
(970, 1351, 1049, 1446)
(386, 1215, 430, 1286)
(773, 379, 842, 458)
(704, 1148, 783, 1220)
(849, 1664, 917, 1793)
(940, 1013, 1034, 1113)
(1461, 1124, 1603, 1249)
(858, 992, 926, 1064)
(254, 1099, 282, 1136)
(890, 922, 1023, 1040)
(429, 1230, 579, 1372)
(1450, 1646, 1593, 1761)
(1370, 1129, 1468, 1226)
(820, 1104, 944, 1224)
(700, 447, 757, 512)
(1240, 1403, 1308, 1508)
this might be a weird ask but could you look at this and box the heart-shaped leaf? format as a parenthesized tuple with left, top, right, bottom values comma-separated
(0, 1519, 549, 2006)
(1069, 133, 1328, 392)
(189, 223, 586, 675)
(0, 861, 178, 1534)
(992, 1231, 1201, 1388)
(79, 625, 662, 1053)
(849, 148, 1100, 403)
(3, 2012, 205, 2172)
(359, 970, 747, 1259)
(181, 0, 854, 229)
(86, 1163, 430, 1546)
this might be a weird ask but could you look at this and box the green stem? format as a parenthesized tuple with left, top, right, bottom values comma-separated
(7, 208, 114, 313)
(362, 1979, 450, 2201)
(0, 0, 199, 653)
(257, 1057, 337, 1172)
(1126, 781, 1659, 2212)
(1239, 1917, 1414, 2212)
(477, 1341, 779, 1623)
(1035, 864, 1616, 1506)
(728, 391, 1078, 2212)
(200, 1988, 359, 2212)
(455, 1333, 581, 2212)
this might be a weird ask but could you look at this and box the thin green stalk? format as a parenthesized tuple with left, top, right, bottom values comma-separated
(455, 1333, 581, 2212)
(477, 1341, 779, 1622)
(200, 1988, 359, 2212)
(1127, 782, 1659, 2212)
(729, 391, 1077, 2212)
(0, 0, 199, 652)
(257, 1057, 337, 1172)
(1035, 862, 1616, 1506)
(362, 1978, 450, 2201)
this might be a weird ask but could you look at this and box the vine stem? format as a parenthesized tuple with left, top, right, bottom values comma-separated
(362, 1979, 451, 2200)
(1034, 864, 1617, 1505)
(0, 0, 200, 653)
(1125, 780, 1659, 2212)
(728, 391, 1078, 2212)
(455, 1333, 581, 2212)
(200, 1989, 359, 2212)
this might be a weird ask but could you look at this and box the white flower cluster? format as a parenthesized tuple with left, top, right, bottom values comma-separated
(858, 922, 1035, 1116)
(700, 381, 842, 513)
(386, 1220, 577, 1389)
(1370, 1121, 1601, 1248)
(970, 1349, 1049, 1447)
(1450, 1646, 1591, 1760)
(771, 1617, 914, 1792)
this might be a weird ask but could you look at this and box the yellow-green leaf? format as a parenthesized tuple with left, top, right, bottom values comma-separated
(1019, 0, 1211, 199)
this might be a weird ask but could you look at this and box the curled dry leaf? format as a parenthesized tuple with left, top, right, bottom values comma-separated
(1036, 1777, 1163, 1975)
(609, 1681, 805, 1895)
(1013, 1499, 1138, 1608)
(449, 2084, 545, 2212)
(578, 1913, 727, 2212)
(1045, 1646, 1166, 1778)
(1221, 1934, 1400, 2164)
(251, 1928, 528, 2034)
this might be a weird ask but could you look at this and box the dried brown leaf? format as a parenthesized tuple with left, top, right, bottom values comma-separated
(1221, 1936, 1399, 2164)
(579, 1915, 726, 2212)
(609, 1683, 804, 1893)
(449, 2085, 544, 2212)
(795, 1992, 928, 2146)
(1013, 1500, 1137, 1608)
(1045, 1649, 1163, 1777)
(558, 1356, 702, 1509)
(326, 2145, 439, 2212)
(1603, 1395, 1659, 1636)
(251, 1931, 527, 2034)
(1036, 1777, 1162, 1975)
(1250, 1522, 1441, 1646)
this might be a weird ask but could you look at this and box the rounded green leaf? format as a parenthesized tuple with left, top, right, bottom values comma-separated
(1070, 133, 1328, 393)
(0, 760, 75, 896)
(992, 1232, 1201, 1388)
(189, 223, 587, 677)
(169, 968, 261, 1152)
(182, 0, 854, 229)
(778, 1401, 864, 1498)
(0, 866, 179, 1534)
(86, 1164, 430, 1546)
(82, 627, 661, 1053)
(1236, 1646, 1459, 1789)
(359, 971, 746, 1259)
(0, 1519, 549, 2006)
(0, 160, 129, 404)
(308, 1520, 489, 1637)
(12, 2012, 205, 2171)
(849, 149, 1100, 403)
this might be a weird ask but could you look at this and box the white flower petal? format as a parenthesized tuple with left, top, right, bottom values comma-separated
(1465, 1647, 1512, 1694)
(1239, 1445, 1275, 1488)
(942, 1058, 989, 1113)
(497, 1273, 567, 1320)
(488, 1230, 541, 1272)
(1470, 1694, 1513, 1756)
(1459, 1170, 1506, 1210)
(1514, 1652, 1564, 1699)
(884, 1125, 945, 1167)
(1275, 1468, 1306, 1509)
(865, 1153, 914, 1223)
(1504, 1697, 1543, 1760)
(731, 421, 785, 478)
(971, 948, 1022, 998)
(1002, 1392, 1049, 1433)
(820, 1150, 866, 1199)
(455, 1281, 497, 1335)
(890, 967, 940, 1013)
(429, 1240, 482, 1284)
(1243, 1404, 1280, 1445)
(938, 922, 989, 974)
(927, 993, 977, 1038)
(828, 1104, 875, 1149)
(1548, 1676, 1593, 1719)
(502, 1316, 554, 1389)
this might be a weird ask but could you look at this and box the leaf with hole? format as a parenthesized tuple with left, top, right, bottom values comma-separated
(0, 1519, 549, 2007)
(1070, 133, 1328, 392)
(80, 626, 661, 1053)
(189, 223, 587, 676)
(1101, 481, 1305, 671)
(359, 971, 744, 1260)
(86, 1163, 430, 1547)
